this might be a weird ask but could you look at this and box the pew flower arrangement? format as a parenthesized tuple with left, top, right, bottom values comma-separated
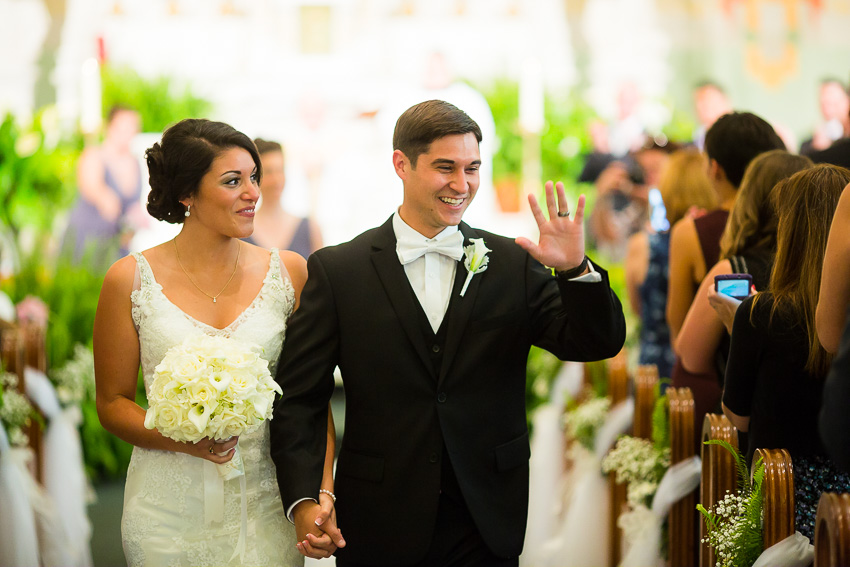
(697, 440, 764, 567)
(563, 395, 610, 451)
(49, 343, 96, 407)
(0, 370, 38, 447)
(602, 434, 672, 507)
(601, 391, 672, 507)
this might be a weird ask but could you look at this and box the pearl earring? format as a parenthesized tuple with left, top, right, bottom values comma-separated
(185, 204, 191, 218)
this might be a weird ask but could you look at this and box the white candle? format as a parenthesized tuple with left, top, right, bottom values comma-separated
(80, 57, 102, 135)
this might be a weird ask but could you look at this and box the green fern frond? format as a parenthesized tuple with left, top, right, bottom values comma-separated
(651, 393, 670, 450)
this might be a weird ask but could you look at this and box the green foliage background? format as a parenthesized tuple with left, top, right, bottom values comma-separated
(101, 65, 212, 133)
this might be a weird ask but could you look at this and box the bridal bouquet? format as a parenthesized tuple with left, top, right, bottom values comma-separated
(144, 334, 282, 479)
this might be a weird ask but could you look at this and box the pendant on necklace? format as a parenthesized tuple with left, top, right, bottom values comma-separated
(213, 298, 217, 303)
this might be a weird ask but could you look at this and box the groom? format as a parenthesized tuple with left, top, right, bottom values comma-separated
(271, 100, 626, 565)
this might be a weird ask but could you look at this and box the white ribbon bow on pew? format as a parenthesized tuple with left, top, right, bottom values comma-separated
(531, 398, 635, 567)
(25, 367, 93, 567)
(752, 531, 814, 567)
(618, 455, 703, 567)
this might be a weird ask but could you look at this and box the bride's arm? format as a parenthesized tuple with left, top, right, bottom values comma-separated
(93, 256, 235, 462)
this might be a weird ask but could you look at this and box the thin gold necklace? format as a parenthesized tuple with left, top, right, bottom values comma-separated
(173, 237, 240, 303)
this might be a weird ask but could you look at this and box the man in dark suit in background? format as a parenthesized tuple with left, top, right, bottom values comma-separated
(271, 100, 626, 566)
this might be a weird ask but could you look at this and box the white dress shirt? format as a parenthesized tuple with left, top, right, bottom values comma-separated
(393, 212, 461, 333)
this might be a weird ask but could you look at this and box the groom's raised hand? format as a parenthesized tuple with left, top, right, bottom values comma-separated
(515, 181, 588, 274)
(293, 496, 346, 558)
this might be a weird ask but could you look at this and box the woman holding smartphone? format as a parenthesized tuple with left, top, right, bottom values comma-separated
(721, 164, 850, 539)
(673, 151, 811, 441)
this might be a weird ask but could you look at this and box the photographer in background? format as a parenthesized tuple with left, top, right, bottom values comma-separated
(587, 139, 674, 262)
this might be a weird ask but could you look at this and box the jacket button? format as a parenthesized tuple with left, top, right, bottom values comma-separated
(437, 392, 447, 403)
(432, 344, 441, 353)
(429, 453, 438, 463)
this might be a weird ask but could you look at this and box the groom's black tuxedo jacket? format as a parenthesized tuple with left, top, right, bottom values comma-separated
(271, 217, 625, 564)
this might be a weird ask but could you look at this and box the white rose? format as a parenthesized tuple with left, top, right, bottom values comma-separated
(151, 399, 187, 437)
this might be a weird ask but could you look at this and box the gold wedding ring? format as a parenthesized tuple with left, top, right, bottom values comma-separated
(557, 211, 569, 217)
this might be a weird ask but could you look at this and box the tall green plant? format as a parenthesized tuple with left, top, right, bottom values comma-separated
(0, 111, 77, 258)
(101, 65, 213, 132)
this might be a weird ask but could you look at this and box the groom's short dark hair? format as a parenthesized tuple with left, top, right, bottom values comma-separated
(393, 100, 482, 168)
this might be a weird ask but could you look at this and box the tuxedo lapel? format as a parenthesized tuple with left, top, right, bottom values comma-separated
(370, 218, 435, 375)
(439, 223, 484, 386)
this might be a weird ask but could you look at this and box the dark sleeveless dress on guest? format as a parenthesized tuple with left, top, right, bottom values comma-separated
(671, 209, 729, 448)
(244, 217, 313, 258)
(63, 160, 142, 268)
(638, 231, 674, 382)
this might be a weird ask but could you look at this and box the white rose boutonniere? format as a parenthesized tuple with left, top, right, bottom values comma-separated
(460, 238, 491, 296)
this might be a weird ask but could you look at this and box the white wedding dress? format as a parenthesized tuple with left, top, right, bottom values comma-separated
(122, 249, 302, 567)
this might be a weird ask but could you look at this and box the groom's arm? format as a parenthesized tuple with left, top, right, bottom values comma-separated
(528, 254, 626, 361)
(271, 252, 339, 514)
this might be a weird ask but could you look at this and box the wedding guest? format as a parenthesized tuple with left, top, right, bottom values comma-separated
(816, 182, 850, 353)
(63, 105, 146, 269)
(588, 140, 674, 261)
(244, 139, 323, 257)
(93, 119, 341, 565)
(666, 112, 785, 343)
(692, 81, 732, 151)
(800, 79, 850, 156)
(675, 151, 811, 444)
(625, 148, 716, 379)
(819, 308, 850, 472)
(722, 164, 850, 539)
(272, 100, 625, 566)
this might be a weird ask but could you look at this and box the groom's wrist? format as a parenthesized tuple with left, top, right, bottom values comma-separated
(556, 255, 589, 279)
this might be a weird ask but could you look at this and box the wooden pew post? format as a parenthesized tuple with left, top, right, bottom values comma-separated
(699, 414, 739, 567)
(815, 492, 850, 567)
(633, 365, 658, 439)
(668, 387, 697, 567)
(607, 349, 630, 567)
(755, 448, 795, 548)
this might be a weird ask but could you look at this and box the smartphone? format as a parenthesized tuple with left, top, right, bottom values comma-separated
(714, 274, 753, 300)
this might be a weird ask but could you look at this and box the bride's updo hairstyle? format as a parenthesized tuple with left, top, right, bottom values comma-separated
(145, 119, 261, 223)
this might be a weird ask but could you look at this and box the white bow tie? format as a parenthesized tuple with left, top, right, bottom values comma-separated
(396, 231, 465, 264)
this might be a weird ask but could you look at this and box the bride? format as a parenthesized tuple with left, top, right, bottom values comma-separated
(93, 119, 339, 565)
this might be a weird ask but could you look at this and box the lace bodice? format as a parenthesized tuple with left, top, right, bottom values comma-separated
(131, 249, 295, 392)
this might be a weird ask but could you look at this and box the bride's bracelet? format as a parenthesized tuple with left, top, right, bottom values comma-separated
(319, 489, 337, 503)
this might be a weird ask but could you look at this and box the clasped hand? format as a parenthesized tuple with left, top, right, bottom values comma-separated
(293, 494, 346, 558)
(515, 181, 587, 273)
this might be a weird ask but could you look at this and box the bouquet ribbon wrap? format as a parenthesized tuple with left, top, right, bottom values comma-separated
(203, 446, 249, 562)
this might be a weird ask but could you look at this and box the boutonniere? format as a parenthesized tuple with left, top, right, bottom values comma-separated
(460, 238, 491, 296)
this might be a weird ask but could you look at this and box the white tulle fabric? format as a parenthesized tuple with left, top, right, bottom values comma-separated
(0, 423, 69, 567)
(522, 361, 585, 565)
(123, 250, 302, 567)
(529, 399, 635, 567)
(24, 366, 93, 567)
(618, 455, 702, 567)
(752, 532, 814, 567)
(0, 425, 40, 566)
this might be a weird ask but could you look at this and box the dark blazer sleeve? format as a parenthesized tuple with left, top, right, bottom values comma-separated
(820, 306, 850, 472)
(270, 252, 338, 509)
(527, 255, 626, 362)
